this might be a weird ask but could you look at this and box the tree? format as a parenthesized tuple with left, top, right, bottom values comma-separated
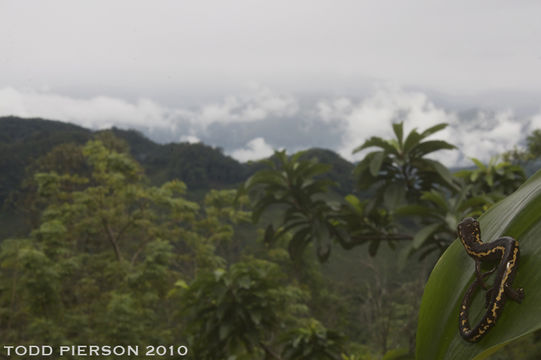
(395, 187, 490, 258)
(454, 156, 525, 200)
(241, 150, 339, 262)
(527, 129, 541, 158)
(241, 123, 462, 263)
(396, 156, 526, 259)
(241, 150, 412, 262)
(353, 122, 457, 206)
(178, 258, 307, 359)
(0, 140, 231, 348)
(280, 319, 347, 360)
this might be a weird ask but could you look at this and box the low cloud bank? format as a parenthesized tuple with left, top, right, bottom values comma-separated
(316, 88, 532, 167)
(0, 87, 175, 131)
(229, 137, 275, 162)
(0, 86, 538, 166)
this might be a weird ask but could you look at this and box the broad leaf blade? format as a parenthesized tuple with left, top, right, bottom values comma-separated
(412, 223, 440, 250)
(392, 122, 404, 147)
(369, 151, 385, 177)
(419, 123, 448, 139)
(416, 169, 541, 360)
(425, 159, 459, 191)
(353, 137, 395, 153)
(411, 140, 456, 157)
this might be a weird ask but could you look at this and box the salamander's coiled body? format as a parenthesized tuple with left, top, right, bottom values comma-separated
(457, 217, 524, 342)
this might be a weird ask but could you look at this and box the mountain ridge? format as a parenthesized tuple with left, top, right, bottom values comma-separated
(0, 116, 355, 205)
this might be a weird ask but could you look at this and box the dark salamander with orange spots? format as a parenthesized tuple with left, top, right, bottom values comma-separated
(457, 217, 524, 342)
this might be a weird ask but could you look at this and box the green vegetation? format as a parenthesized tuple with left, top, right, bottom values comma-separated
(353, 122, 456, 202)
(416, 171, 541, 359)
(1, 116, 541, 359)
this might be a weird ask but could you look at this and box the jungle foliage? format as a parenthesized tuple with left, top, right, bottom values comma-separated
(1, 117, 541, 359)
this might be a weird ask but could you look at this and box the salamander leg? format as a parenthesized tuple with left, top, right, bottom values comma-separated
(504, 284, 525, 303)
(475, 260, 496, 290)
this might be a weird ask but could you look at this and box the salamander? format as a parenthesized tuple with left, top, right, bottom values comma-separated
(457, 217, 524, 342)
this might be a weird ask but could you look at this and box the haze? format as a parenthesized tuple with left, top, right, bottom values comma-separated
(1, 0, 540, 165)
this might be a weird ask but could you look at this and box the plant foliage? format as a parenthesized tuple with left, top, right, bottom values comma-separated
(416, 170, 541, 359)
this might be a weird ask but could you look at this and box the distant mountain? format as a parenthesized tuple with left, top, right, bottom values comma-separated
(0, 117, 92, 206)
(0, 117, 357, 210)
(298, 148, 355, 193)
(0, 116, 90, 143)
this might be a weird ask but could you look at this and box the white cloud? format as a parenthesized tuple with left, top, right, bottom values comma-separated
(1, 85, 538, 168)
(193, 86, 298, 128)
(446, 110, 527, 166)
(228, 137, 275, 162)
(316, 97, 353, 124)
(0, 85, 298, 135)
(528, 112, 541, 133)
(317, 88, 458, 163)
(180, 135, 200, 144)
(0, 87, 175, 131)
(315, 87, 535, 167)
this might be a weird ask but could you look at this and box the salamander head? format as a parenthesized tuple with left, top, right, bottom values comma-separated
(458, 217, 478, 229)
(457, 217, 481, 245)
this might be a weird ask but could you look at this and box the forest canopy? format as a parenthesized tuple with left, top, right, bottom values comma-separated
(1, 117, 541, 359)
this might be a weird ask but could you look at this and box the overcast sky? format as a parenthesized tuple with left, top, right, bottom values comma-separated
(1, 0, 541, 165)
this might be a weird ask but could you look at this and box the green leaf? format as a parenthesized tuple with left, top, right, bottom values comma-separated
(392, 122, 404, 147)
(421, 190, 448, 212)
(411, 140, 456, 157)
(219, 323, 231, 340)
(369, 151, 385, 177)
(298, 162, 332, 180)
(344, 194, 364, 215)
(252, 197, 282, 223)
(425, 159, 459, 190)
(486, 172, 494, 187)
(288, 228, 311, 261)
(238, 275, 251, 289)
(397, 242, 414, 271)
(403, 130, 423, 154)
(250, 310, 262, 325)
(395, 204, 435, 218)
(353, 136, 395, 153)
(458, 195, 492, 214)
(412, 223, 441, 249)
(314, 221, 331, 262)
(384, 183, 406, 210)
(214, 268, 226, 281)
(470, 157, 486, 170)
(419, 123, 448, 139)
(174, 280, 189, 289)
(454, 169, 471, 179)
(382, 347, 413, 360)
(416, 169, 541, 360)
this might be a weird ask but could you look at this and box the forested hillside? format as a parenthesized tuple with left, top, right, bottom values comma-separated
(1, 117, 541, 359)
(0, 117, 241, 204)
(0, 117, 352, 201)
(0, 117, 354, 239)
